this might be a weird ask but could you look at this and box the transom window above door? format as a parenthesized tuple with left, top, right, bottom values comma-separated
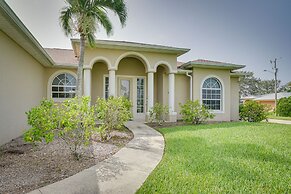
(202, 77, 222, 111)
(51, 73, 76, 99)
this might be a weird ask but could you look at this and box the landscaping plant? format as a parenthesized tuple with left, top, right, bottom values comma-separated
(276, 96, 291, 117)
(179, 100, 214, 124)
(239, 100, 268, 122)
(24, 97, 98, 160)
(149, 103, 169, 125)
(96, 96, 132, 141)
(24, 99, 59, 143)
(58, 97, 98, 159)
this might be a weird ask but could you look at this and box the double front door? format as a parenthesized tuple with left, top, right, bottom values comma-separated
(117, 76, 146, 121)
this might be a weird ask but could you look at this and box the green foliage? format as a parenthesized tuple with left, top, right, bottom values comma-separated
(278, 81, 291, 92)
(149, 103, 169, 125)
(276, 96, 291, 117)
(58, 97, 98, 159)
(239, 101, 268, 122)
(240, 71, 281, 97)
(137, 122, 290, 193)
(24, 99, 59, 143)
(24, 97, 98, 160)
(179, 100, 214, 124)
(96, 96, 132, 141)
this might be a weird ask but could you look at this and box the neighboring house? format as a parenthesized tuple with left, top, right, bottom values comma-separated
(242, 93, 291, 110)
(0, 1, 245, 145)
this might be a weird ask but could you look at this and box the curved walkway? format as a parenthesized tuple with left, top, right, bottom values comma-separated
(29, 121, 164, 194)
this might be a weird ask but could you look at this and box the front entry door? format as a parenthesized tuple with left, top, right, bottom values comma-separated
(118, 77, 146, 121)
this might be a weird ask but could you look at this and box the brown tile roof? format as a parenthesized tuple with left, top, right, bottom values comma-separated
(45, 48, 78, 66)
(191, 59, 234, 65)
(177, 61, 185, 67)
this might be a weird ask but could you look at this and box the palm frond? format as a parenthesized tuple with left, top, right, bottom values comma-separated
(94, 0, 127, 27)
(60, 7, 73, 36)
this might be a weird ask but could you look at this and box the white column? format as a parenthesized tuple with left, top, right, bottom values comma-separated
(147, 72, 154, 112)
(109, 70, 116, 97)
(83, 68, 91, 97)
(168, 73, 175, 114)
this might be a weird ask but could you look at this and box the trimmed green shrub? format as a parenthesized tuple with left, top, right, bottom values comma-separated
(149, 103, 169, 125)
(24, 97, 98, 159)
(96, 96, 132, 141)
(24, 99, 59, 143)
(276, 96, 291, 117)
(179, 100, 214, 124)
(58, 97, 97, 159)
(239, 101, 268, 122)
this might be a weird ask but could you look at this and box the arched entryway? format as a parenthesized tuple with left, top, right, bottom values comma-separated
(116, 57, 147, 121)
(91, 60, 110, 103)
(154, 65, 169, 106)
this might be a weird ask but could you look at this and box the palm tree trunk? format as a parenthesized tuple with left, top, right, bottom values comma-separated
(76, 34, 85, 97)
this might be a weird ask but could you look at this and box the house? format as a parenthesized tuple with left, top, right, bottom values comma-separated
(0, 1, 245, 145)
(242, 92, 291, 110)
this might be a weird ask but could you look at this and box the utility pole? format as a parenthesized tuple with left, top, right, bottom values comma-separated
(270, 58, 278, 115)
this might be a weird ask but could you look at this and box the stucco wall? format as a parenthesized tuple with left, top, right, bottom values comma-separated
(230, 77, 240, 121)
(175, 74, 190, 119)
(192, 68, 231, 121)
(0, 31, 45, 145)
(83, 47, 177, 73)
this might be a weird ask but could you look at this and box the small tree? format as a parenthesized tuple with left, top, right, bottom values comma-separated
(149, 103, 169, 125)
(276, 96, 291, 117)
(24, 97, 98, 160)
(179, 100, 214, 124)
(96, 96, 132, 141)
(239, 101, 268, 122)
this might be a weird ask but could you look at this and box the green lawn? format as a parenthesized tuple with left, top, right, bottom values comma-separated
(137, 122, 290, 193)
(268, 115, 291, 121)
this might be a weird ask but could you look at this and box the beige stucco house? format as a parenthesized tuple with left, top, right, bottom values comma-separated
(0, 1, 245, 145)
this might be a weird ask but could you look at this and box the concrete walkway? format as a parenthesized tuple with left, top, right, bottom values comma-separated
(28, 121, 164, 194)
(267, 119, 291, 125)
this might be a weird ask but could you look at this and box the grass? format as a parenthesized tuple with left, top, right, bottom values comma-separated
(137, 122, 291, 193)
(268, 115, 291, 121)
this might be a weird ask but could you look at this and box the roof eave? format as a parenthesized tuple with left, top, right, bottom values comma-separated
(71, 39, 190, 57)
(180, 62, 245, 70)
(0, 1, 54, 67)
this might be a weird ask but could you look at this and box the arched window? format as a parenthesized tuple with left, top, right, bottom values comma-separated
(202, 77, 222, 110)
(51, 73, 76, 98)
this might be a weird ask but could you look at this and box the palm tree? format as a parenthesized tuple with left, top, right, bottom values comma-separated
(60, 0, 127, 97)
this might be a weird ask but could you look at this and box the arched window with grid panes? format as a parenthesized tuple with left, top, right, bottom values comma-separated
(51, 73, 76, 99)
(202, 77, 222, 111)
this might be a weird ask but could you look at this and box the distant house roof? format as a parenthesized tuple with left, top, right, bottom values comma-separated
(45, 48, 78, 66)
(241, 95, 258, 101)
(180, 59, 245, 70)
(254, 92, 291, 101)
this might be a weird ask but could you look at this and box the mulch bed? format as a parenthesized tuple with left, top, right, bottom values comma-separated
(0, 128, 133, 194)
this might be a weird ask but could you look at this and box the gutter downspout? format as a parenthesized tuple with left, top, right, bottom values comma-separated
(186, 72, 193, 101)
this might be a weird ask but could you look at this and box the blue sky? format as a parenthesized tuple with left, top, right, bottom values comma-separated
(6, 0, 291, 84)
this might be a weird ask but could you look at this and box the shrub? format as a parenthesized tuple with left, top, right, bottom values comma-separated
(24, 97, 98, 160)
(239, 101, 268, 122)
(149, 103, 169, 125)
(179, 100, 214, 124)
(96, 96, 132, 141)
(276, 96, 291, 117)
(24, 99, 59, 143)
(58, 97, 98, 159)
